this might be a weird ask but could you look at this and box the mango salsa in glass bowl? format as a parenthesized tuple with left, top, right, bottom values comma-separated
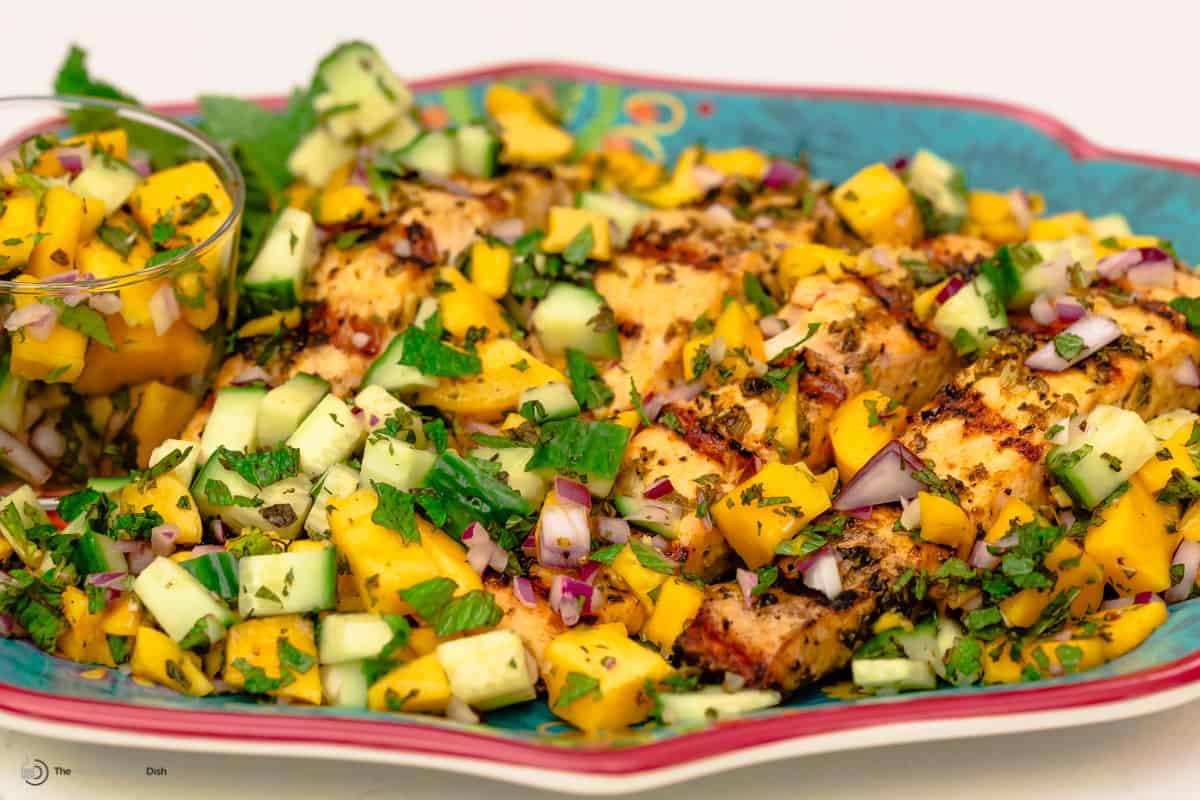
(0, 96, 243, 488)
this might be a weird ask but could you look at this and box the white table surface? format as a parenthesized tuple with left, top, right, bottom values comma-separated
(1, 0, 1198, 796)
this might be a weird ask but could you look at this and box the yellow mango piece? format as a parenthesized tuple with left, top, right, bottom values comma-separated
(638, 147, 704, 209)
(0, 195, 40, 267)
(131, 626, 212, 696)
(8, 274, 88, 383)
(416, 338, 566, 421)
(611, 409, 641, 433)
(918, 492, 974, 557)
(485, 84, 544, 119)
(832, 163, 920, 245)
(964, 190, 1043, 245)
(1180, 501, 1200, 542)
(1027, 211, 1090, 242)
(65, 129, 129, 161)
(610, 543, 670, 609)
(642, 578, 704, 652)
(78, 195, 106, 240)
(770, 371, 801, 454)
(495, 113, 574, 166)
(544, 622, 672, 733)
(712, 462, 832, 568)
(1085, 482, 1180, 595)
(237, 307, 302, 339)
(315, 183, 380, 226)
(598, 150, 663, 192)
(420, 523, 484, 597)
(129, 161, 233, 247)
(872, 611, 913, 634)
(1024, 636, 1106, 676)
(814, 468, 839, 498)
(75, 229, 162, 329)
(470, 240, 512, 299)
(1134, 425, 1200, 496)
(777, 244, 857, 292)
(58, 586, 116, 667)
(541, 206, 612, 261)
(100, 593, 142, 637)
(119, 473, 202, 545)
(408, 626, 439, 657)
(829, 390, 906, 479)
(329, 490, 440, 614)
(284, 181, 318, 211)
(913, 279, 947, 322)
(74, 315, 212, 395)
(981, 638, 1024, 684)
(702, 148, 769, 180)
(223, 615, 321, 704)
(129, 381, 198, 467)
(683, 300, 766, 384)
(1084, 601, 1168, 660)
(437, 266, 510, 339)
(29, 187, 85, 277)
(985, 498, 1040, 543)
(367, 652, 451, 714)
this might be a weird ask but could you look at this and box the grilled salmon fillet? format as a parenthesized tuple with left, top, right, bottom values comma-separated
(680, 290, 1200, 690)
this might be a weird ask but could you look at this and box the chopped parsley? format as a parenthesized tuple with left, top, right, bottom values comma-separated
(397, 324, 481, 377)
(555, 671, 601, 708)
(566, 349, 614, 411)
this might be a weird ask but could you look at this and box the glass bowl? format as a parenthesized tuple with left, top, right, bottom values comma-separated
(0, 95, 244, 489)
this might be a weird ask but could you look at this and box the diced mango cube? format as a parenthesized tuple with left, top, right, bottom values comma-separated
(702, 148, 769, 180)
(120, 473, 202, 545)
(1027, 211, 1090, 242)
(223, 615, 321, 704)
(495, 113, 574, 166)
(832, 163, 920, 245)
(829, 390, 906, 479)
(777, 244, 857, 291)
(964, 190, 1044, 245)
(29, 187, 85, 277)
(1084, 601, 1168, 660)
(638, 147, 704, 209)
(609, 543, 670, 610)
(74, 316, 212, 395)
(541, 207, 612, 261)
(642, 578, 704, 652)
(437, 266, 509, 339)
(0, 195, 40, 267)
(416, 338, 566, 420)
(9, 274, 88, 383)
(129, 161, 233, 247)
(770, 371, 801, 454)
(1085, 482, 1180, 595)
(58, 586, 116, 667)
(367, 652, 451, 714)
(683, 299, 766, 384)
(918, 492, 974, 557)
(100, 594, 142, 637)
(131, 625, 212, 696)
(544, 623, 672, 733)
(712, 462, 832, 568)
(470, 240, 512, 299)
(129, 381, 199, 467)
(1134, 424, 1200, 496)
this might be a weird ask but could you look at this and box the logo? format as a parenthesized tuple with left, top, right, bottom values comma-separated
(21, 757, 49, 787)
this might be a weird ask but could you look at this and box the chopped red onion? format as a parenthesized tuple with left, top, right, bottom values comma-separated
(1025, 315, 1122, 372)
(85, 571, 130, 591)
(538, 503, 591, 569)
(763, 160, 803, 189)
(209, 519, 228, 544)
(1166, 539, 1200, 603)
(899, 495, 922, 530)
(1134, 592, 1164, 605)
(463, 522, 508, 575)
(691, 164, 725, 193)
(130, 158, 151, 177)
(706, 336, 728, 364)
(464, 420, 501, 437)
(0, 428, 52, 485)
(645, 380, 706, 420)
(968, 539, 1000, 570)
(1030, 294, 1056, 326)
(88, 292, 123, 315)
(350, 331, 371, 351)
(597, 517, 630, 544)
(704, 204, 735, 226)
(843, 505, 873, 520)
(148, 283, 180, 335)
(1139, 246, 1171, 263)
(190, 545, 226, 557)
(56, 151, 85, 175)
(446, 695, 480, 724)
(891, 155, 910, 172)
(1127, 259, 1174, 288)
(521, 533, 537, 555)
(1007, 189, 1032, 231)
(578, 561, 601, 584)
(230, 366, 272, 386)
(30, 422, 65, 460)
(649, 534, 670, 551)
(512, 576, 537, 608)
(1097, 249, 1141, 279)
(60, 285, 89, 307)
(0, 613, 17, 638)
(643, 477, 674, 500)
(548, 574, 593, 624)
(122, 541, 155, 574)
(758, 316, 788, 338)
(802, 547, 843, 600)
(869, 247, 896, 271)
(151, 524, 179, 557)
(935, 276, 966, 305)
(1101, 597, 1134, 611)
(1054, 296, 1085, 322)
(736, 568, 758, 608)
(833, 440, 925, 510)
(553, 477, 592, 509)
(723, 671, 748, 691)
(392, 238, 412, 258)
(1172, 357, 1200, 388)
(488, 218, 525, 243)
(5, 302, 58, 341)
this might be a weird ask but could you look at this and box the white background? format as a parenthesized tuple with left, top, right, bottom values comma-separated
(1, 0, 1198, 797)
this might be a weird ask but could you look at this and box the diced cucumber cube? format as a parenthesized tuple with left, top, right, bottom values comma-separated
(469, 446, 546, 505)
(286, 394, 367, 477)
(147, 438, 201, 487)
(659, 687, 782, 725)
(435, 629, 537, 710)
(359, 436, 435, 491)
(932, 274, 1007, 354)
(0, 485, 52, 567)
(305, 463, 361, 538)
(904, 149, 966, 234)
(455, 125, 500, 179)
(315, 42, 411, 140)
(180, 550, 239, 601)
(318, 612, 396, 664)
(1048, 404, 1157, 508)
(133, 556, 235, 646)
(287, 126, 356, 187)
(577, 191, 647, 248)
(320, 661, 369, 708)
(531, 283, 620, 359)
(362, 333, 440, 394)
(397, 130, 456, 177)
(199, 385, 269, 464)
(242, 208, 321, 314)
(518, 381, 580, 423)
(1148, 409, 1198, 441)
(353, 384, 424, 443)
(73, 531, 128, 576)
(237, 547, 336, 618)
(613, 495, 682, 538)
(851, 657, 937, 691)
(70, 156, 140, 218)
(256, 372, 331, 448)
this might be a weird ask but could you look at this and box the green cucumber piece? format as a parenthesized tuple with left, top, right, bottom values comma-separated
(368, 114, 420, 152)
(658, 687, 782, 725)
(518, 381, 580, 423)
(469, 446, 546, 505)
(435, 629, 537, 710)
(191, 449, 312, 537)
(454, 125, 500, 179)
(362, 333, 440, 394)
(531, 283, 620, 359)
(305, 463, 360, 538)
(132, 556, 235, 646)
(72, 531, 128, 576)
(0, 485, 51, 567)
(577, 191, 647, 248)
(70, 156, 140, 217)
(932, 274, 1007, 354)
(147, 439, 201, 487)
(613, 495, 682, 538)
(180, 551, 239, 601)
(1148, 409, 1198, 441)
(1048, 404, 1157, 508)
(237, 547, 336, 617)
(317, 612, 396, 664)
(320, 661, 369, 708)
(314, 42, 411, 140)
(242, 208, 320, 314)
(1089, 214, 1131, 240)
(287, 126, 356, 187)
(904, 149, 966, 235)
(86, 476, 132, 497)
(397, 130, 456, 177)
(199, 385, 269, 464)
(0, 365, 28, 433)
(359, 436, 435, 491)
(191, 447, 259, 518)
(285, 394, 367, 477)
(256, 372, 331, 448)
(851, 657, 936, 691)
(353, 385, 424, 443)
